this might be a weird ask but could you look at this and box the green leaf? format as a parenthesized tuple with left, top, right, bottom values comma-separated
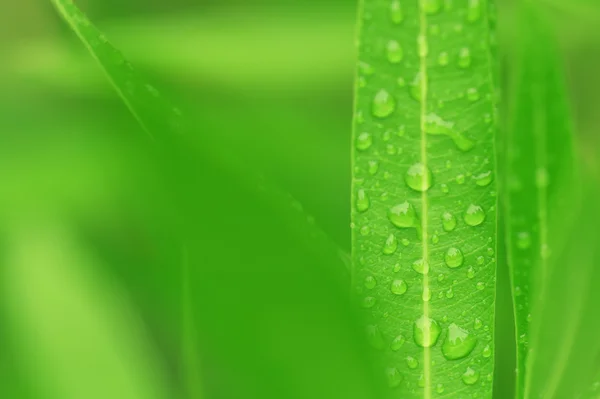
(352, 0, 498, 397)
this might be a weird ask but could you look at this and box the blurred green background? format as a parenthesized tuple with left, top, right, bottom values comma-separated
(0, 0, 599, 398)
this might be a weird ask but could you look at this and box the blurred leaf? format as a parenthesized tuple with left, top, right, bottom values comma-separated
(502, 2, 600, 398)
(1, 222, 172, 399)
(351, 0, 498, 397)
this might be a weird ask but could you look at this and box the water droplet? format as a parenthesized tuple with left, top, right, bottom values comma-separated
(366, 325, 385, 349)
(413, 315, 441, 347)
(467, 267, 475, 279)
(372, 89, 396, 118)
(356, 132, 373, 151)
(482, 344, 492, 358)
(517, 232, 531, 249)
(406, 356, 419, 369)
(442, 212, 457, 231)
(476, 282, 485, 290)
(422, 286, 432, 301)
(360, 225, 370, 236)
(437, 51, 450, 66)
(402, 238, 410, 246)
(365, 276, 377, 289)
(467, 0, 481, 22)
(418, 34, 428, 57)
(432, 234, 440, 244)
(362, 296, 377, 308)
(412, 259, 429, 275)
(409, 72, 423, 101)
(388, 201, 419, 229)
(477, 255, 484, 265)
(458, 47, 472, 68)
(445, 247, 464, 268)
(420, 0, 442, 14)
(527, 313, 532, 323)
(358, 62, 374, 76)
(467, 87, 480, 102)
(386, 367, 403, 388)
(425, 113, 474, 151)
(405, 163, 433, 192)
(391, 279, 408, 295)
(437, 273, 445, 282)
(393, 263, 402, 273)
(389, 0, 404, 24)
(446, 288, 454, 298)
(474, 170, 493, 186)
(356, 189, 370, 212)
(462, 367, 480, 385)
(418, 374, 425, 387)
(441, 183, 449, 193)
(456, 174, 466, 184)
(391, 334, 406, 351)
(383, 234, 398, 255)
(464, 204, 485, 226)
(386, 144, 397, 155)
(436, 383, 444, 393)
(386, 40, 404, 64)
(368, 160, 379, 175)
(383, 130, 392, 142)
(442, 323, 478, 360)
(536, 167, 549, 187)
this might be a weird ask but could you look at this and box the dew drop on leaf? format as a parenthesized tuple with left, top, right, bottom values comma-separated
(368, 160, 380, 175)
(476, 282, 485, 290)
(438, 51, 449, 66)
(464, 204, 485, 226)
(425, 113, 474, 151)
(482, 344, 492, 358)
(388, 201, 418, 229)
(445, 247, 464, 268)
(383, 234, 398, 255)
(474, 318, 482, 330)
(413, 315, 441, 347)
(412, 258, 429, 275)
(477, 255, 485, 265)
(420, 0, 442, 14)
(467, 267, 475, 279)
(516, 232, 532, 249)
(462, 367, 480, 385)
(391, 279, 408, 295)
(360, 225, 370, 236)
(474, 170, 493, 186)
(386, 367, 403, 388)
(372, 89, 395, 118)
(366, 325, 385, 349)
(365, 275, 377, 289)
(418, 374, 425, 387)
(356, 189, 370, 212)
(456, 174, 466, 184)
(362, 296, 377, 308)
(386, 40, 404, 64)
(436, 383, 444, 394)
(442, 212, 457, 231)
(441, 183, 449, 193)
(405, 163, 433, 192)
(391, 334, 406, 351)
(458, 47, 472, 68)
(356, 132, 373, 151)
(466, 87, 480, 102)
(402, 238, 410, 246)
(409, 72, 423, 101)
(389, 0, 404, 24)
(442, 323, 478, 360)
(432, 234, 440, 244)
(406, 356, 419, 369)
(446, 288, 454, 298)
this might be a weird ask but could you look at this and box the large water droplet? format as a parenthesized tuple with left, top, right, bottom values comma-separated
(386, 40, 404, 64)
(391, 334, 406, 351)
(389, 0, 404, 24)
(425, 113, 474, 151)
(372, 89, 395, 118)
(462, 367, 480, 385)
(466, 0, 481, 22)
(391, 279, 408, 295)
(388, 201, 418, 229)
(386, 367, 403, 388)
(356, 132, 373, 151)
(366, 324, 385, 349)
(406, 356, 419, 369)
(413, 315, 441, 347)
(405, 163, 433, 192)
(445, 247, 464, 268)
(356, 189, 370, 212)
(442, 212, 457, 231)
(383, 234, 398, 255)
(364, 275, 377, 289)
(458, 47, 472, 68)
(442, 323, 478, 360)
(464, 204, 485, 226)
(412, 259, 429, 275)
(474, 170, 493, 186)
(420, 0, 442, 14)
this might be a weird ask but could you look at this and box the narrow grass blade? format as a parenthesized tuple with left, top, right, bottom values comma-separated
(352, 1, 498, 397)
(503, 3, 600, 398)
